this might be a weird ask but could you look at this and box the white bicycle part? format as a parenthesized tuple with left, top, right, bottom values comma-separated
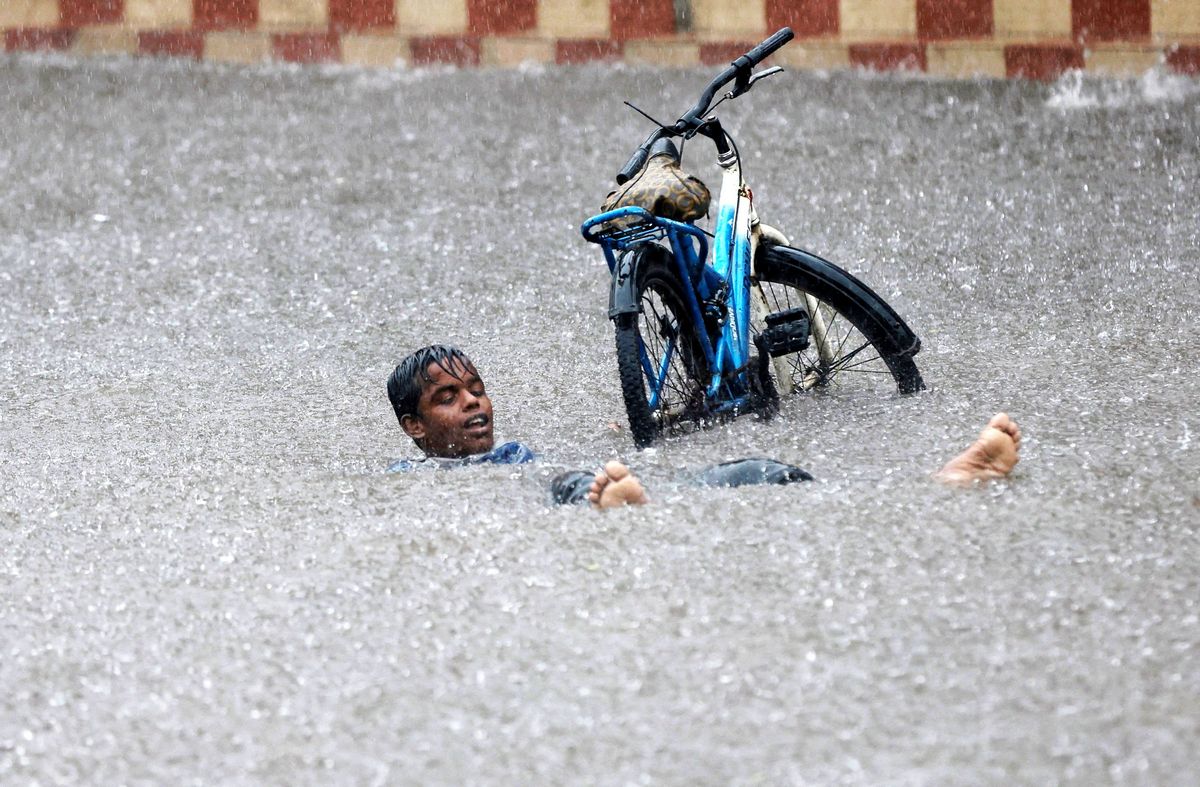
(751, 222, 837, 391)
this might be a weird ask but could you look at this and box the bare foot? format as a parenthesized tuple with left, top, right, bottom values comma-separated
(587, 460, 650, 510)
(934, 412, 1022, 486)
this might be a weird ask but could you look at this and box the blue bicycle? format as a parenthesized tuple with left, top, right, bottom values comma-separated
(582, 28, 924, 447)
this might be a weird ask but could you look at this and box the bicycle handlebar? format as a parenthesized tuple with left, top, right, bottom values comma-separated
(737, 27, 795, 71)
(616, 130, 665, 184)
(615, 27, 794, 184)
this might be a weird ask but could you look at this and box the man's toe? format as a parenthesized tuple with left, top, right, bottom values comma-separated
(604, 460, 630, 482)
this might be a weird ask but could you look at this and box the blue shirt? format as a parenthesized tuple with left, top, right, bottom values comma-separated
(386, 441, 537, 473)
(386, 442, 810, 506)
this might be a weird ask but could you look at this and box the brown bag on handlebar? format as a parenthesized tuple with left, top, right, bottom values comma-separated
(601, 150, 711, 223)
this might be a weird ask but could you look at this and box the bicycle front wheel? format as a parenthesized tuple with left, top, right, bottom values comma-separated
(752, 244, 924, 397)
(614, 245, 709, 447)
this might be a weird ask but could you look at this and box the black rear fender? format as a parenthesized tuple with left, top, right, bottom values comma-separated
(608, 243, 671, 320)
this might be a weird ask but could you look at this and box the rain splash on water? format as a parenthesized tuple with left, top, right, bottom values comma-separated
(1, 53, 1198, 783)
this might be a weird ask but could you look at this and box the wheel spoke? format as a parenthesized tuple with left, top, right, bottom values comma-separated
(751, 269, 917, 396)
(633, 275, 705, 428)
(823, 340, 871, 372)
(833, 352, 887, 373)
(829, 311, 855, 360)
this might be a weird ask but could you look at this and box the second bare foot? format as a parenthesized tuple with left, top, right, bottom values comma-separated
(934, 412, 1022, 486)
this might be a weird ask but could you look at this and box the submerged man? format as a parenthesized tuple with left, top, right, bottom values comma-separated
(385, 344, 1021, 508)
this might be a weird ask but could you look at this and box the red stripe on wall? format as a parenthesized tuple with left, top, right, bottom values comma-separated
(917, 0, 992, 40)
(1166, 45, 1200, 75)
(193, 0, 258, 31)
(1072, 0, 1150, 42)
(1005, 44, 1083, 79)
(139, 31, 205, 58)
(5, 28, 76, 51)
(274, 33, 340, 63)
(467, 0, 536, 35)
(700, 41, 757, 65)
(61, 0, 123, 25)
(849, 43, 927, 71)
(766, 0, 838, 38)
(555, 39, 622, 63)
(410, 36, 482, 66)
(610, 0, 675, 39)
(329, 0, 394, 31)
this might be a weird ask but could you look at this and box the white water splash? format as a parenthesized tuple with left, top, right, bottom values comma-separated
(1047, 67, 1200, 110)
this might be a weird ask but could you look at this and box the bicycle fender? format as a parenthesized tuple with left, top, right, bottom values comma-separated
(761, 245, 921, 357)
(608, 245, 668, 320)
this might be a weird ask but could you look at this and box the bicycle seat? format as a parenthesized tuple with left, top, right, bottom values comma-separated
(601, 141, 710, 223)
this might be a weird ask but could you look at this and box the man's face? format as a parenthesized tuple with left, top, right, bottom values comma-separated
(401, 359, 494, 458)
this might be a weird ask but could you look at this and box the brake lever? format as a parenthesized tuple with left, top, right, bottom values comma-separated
(750, 66, 784, 86)
(724, 66, 785, 100)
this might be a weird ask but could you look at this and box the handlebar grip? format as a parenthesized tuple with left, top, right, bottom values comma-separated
(737, 27, 794, 68)
(616, 147, 649, 185)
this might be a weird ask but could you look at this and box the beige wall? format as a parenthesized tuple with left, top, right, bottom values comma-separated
(994, 0, 1072, 39)
(538, 0, 609, 39)
(1152, 0, 1200, 38)
(260, 0, 327, 30)
(690, 0, 765, 39)
(398, 0, 468, 35)
(841, 0, 917, 39)
(124, 0, 192, 29)
(0, 0, 59, 28)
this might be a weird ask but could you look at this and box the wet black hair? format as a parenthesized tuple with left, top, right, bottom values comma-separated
(387, 344, 475, 427)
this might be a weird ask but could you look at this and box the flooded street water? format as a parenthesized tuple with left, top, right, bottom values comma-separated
(2, 54, 1198, 784)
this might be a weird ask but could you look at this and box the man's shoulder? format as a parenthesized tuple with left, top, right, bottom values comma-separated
(480, 441, 537, 465)
(386, 441, 536, 472)
(386, 457, 438, 473)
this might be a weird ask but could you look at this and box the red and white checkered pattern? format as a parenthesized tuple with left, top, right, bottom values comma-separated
(2, 1, 1197, 78)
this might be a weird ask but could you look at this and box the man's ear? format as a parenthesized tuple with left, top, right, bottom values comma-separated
(400, 414, 425, 442)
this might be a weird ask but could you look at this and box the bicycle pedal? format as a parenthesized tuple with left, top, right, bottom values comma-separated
(760, 307, 810, 356)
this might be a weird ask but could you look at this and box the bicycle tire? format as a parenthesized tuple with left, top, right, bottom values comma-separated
(614, 245, 709, 447)
(753, 244, 924, 396)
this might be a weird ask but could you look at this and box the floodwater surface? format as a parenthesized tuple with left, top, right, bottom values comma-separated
(1, 54, 1199, 784)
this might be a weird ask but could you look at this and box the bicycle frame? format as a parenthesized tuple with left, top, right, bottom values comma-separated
(581, 150, 760, 414)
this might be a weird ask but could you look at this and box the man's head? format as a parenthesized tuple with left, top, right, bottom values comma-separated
(387, 345, 494, 459)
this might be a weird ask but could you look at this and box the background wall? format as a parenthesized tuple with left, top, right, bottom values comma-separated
(2, 0, 1198, 79)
